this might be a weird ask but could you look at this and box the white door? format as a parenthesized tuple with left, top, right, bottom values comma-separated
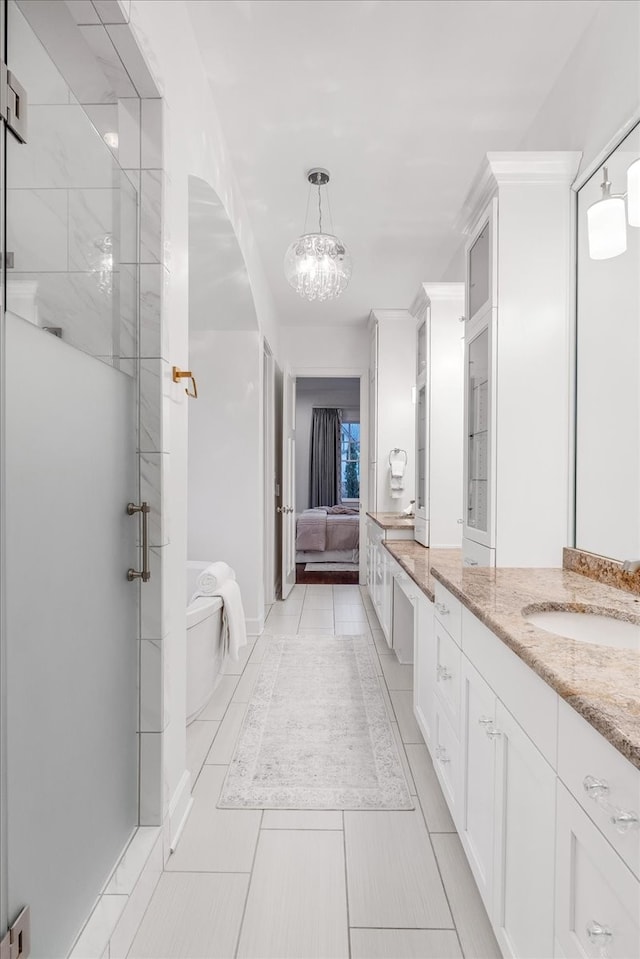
(1, 5, 141, 953)
(281, 371, 296, 598)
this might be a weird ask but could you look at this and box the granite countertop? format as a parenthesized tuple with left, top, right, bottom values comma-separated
(384, 540, 463, 601)
(367, 511, 415, 530)
(383, 540, 640, 769)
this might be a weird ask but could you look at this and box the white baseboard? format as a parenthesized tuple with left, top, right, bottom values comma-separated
(246, 615, 264, 637)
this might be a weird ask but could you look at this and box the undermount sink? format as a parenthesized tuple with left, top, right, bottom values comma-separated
(523, 608, 640, 651)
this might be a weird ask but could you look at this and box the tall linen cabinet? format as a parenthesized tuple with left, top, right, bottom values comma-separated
(460, 151, 581, 567)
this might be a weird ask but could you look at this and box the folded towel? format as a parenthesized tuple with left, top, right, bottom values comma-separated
(390, 460, 405, 478)
(192, 562, 235, 599)
(216, 579, 248, 662)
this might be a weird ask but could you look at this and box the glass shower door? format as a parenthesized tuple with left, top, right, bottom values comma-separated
(2, 2, 141, 954)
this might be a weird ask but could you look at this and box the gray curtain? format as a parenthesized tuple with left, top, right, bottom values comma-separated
(310, 408, 342, 508)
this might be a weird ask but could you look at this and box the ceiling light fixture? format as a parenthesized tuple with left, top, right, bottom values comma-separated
(284, 168, 352, 301)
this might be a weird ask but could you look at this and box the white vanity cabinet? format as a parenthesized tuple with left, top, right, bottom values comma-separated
(367, 309, 416, 513)
(412, 586, 640, 959)
(411, 284, 464, 548)
(461, 152, 581, 567)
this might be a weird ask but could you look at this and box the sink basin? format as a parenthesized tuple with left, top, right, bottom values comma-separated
(524, 608, 640, 650)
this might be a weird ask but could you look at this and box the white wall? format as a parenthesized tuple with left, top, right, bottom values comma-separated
(127, 0, 281, 841)
(295, 377, 360, 512)
(281, 323, 369, 372)
(188, 330, 263, 629)
(519, 0, 640, 175)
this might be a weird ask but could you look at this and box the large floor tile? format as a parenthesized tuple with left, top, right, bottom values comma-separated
(303, 593, 335, 609)
(222, 638, 256, 675)
(127, 872, 249, 958)
(265, 612, 300, 632)
(371, 627, 391, 654)
(334, 621, 371, 636)
(344, 810, 452, 929)
(166, 765, 261, 873)
(262, 809, 343, 830)
(299, 608, 334, 628)
(431, 833, 501, 959)
(231, 663, 261, 703)
(379, 654, 413, 690)
(390, 689, 424, 744)
(350, 928, 463, 959)
(237, 830, 349, 959)
(390, 723, 416, 795)
(297, 628, 335, 637)
(248, 633, 271, 664)
(198, 675, 239, 721)
(333, 604, 369, 622)
(205, 703, 246, 764)
(405, 744, 456, 833)
(186, 720, 220, 784)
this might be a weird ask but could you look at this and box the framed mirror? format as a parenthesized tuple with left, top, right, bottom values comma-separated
(575, 120, 640, 561)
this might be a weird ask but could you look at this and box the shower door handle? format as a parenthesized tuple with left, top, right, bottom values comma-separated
(127, 502, 151, 582)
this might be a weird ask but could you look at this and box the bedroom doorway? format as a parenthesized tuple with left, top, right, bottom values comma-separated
(293, 376, 361, 585)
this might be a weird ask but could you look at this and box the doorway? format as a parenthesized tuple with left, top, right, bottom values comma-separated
(293, 376, 361, 585)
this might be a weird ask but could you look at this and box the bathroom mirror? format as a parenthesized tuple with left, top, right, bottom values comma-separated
(575, 121, 640, 561)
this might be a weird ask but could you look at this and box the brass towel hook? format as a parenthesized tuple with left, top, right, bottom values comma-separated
(172, 366, 198, 398)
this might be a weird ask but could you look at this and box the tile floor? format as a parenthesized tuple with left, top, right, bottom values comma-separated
(128, 585, 501, 959)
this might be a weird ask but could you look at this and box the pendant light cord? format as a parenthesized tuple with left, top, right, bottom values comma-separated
(318, 184, 323, 234)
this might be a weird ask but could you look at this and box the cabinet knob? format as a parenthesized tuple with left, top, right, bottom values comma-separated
(583, 775, 609, 800)
(586, 921, 612, 946)
(478, 716, 493, 726)
(485, 726, 502, 740)
(436, 746, 450, 765)
(437, 664, 452, 681)
(609, 810, 639, 834)
(435, 602, 449, 615)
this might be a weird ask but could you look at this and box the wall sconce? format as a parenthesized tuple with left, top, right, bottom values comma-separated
(587, 160, 640, 259)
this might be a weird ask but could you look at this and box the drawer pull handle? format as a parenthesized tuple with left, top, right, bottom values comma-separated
(586, 921, 612, 946)
(478, 716, 493, 726)
(437, 664, 452, 681)
(435, 602, 450, 615)
(436, 746, 450, 765)
(610, 810, 639, 834)
(583, 775, 609, 799)
(485, 726, 502, 740)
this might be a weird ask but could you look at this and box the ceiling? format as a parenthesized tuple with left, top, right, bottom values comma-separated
(187, 0, 602, 326)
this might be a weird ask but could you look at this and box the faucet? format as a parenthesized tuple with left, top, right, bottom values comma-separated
(622, 559, 640, 573)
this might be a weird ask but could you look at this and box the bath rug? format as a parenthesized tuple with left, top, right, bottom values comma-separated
(304, 562, 359, 571)
(218, 635, 414, 810)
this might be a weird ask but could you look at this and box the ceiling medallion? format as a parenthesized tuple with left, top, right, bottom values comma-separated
(284, 168, 352, 302)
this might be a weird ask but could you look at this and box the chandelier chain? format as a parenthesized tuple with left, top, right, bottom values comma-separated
(318, 184, 322, 234)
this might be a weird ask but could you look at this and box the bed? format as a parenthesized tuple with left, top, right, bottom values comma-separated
(295, 507, 360, 563)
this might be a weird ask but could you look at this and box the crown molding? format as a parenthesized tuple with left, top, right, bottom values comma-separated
(456, 150, 582, 235)
(409, 282, 464, 319)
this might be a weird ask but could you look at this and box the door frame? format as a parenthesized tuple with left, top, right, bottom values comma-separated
(262, 338, 276, 605)
(290, 367, 368, 586)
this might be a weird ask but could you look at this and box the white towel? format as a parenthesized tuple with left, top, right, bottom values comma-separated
(216, 579, 248, 662)
(390, 460, 405, 478)
(192, 562, 235, 599)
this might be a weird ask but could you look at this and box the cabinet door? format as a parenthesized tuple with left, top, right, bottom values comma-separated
(493, 701, 556, 959)
(380, 548, 393, 645)
(460, 658, 496, 912)
(555, 783, 640, 959)
(465, 198, 497, 325)
(413, 593, 435, 747)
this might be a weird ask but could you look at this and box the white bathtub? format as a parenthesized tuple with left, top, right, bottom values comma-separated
(186, 561, 225, 725)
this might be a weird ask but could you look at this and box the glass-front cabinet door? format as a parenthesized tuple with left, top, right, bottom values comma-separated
(466, 324, 489, 535)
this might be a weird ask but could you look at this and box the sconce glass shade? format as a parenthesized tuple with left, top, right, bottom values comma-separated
(587, 195, 627, 259)
(627, 158, 640, 227)
(284, 233, 352, 301)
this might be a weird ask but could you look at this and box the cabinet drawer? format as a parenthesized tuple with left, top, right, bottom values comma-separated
(433, 581, 461, 645)
(433, 702, 459, 821)
(558, 699, 639, 879)
(435, 619, 461, 730)
(555, 783, 640, 959)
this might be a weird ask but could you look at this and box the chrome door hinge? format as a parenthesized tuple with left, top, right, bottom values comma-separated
(0, 63, 27, 142)
(0, 907, 31, 959)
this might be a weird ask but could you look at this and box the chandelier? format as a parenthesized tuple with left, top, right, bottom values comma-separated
(284, 168, 352, 301)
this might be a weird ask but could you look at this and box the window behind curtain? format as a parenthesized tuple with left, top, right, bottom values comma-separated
(341, 419, 360, 500)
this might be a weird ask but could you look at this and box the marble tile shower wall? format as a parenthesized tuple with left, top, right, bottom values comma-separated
(6, 0, 167, 827)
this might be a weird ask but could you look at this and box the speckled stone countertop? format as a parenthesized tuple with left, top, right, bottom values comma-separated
(367, 511, 415, 531)
(383, 540, 463, 601)
(383, 540, 640, 769)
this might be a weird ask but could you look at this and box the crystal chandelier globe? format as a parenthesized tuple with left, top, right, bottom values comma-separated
(284, 168, 352, 302)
